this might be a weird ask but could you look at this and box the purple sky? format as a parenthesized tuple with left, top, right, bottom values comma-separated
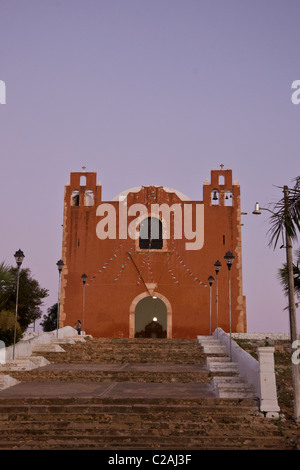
(1, 0, 299, 333)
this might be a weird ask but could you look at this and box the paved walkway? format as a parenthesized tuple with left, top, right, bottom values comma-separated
(0, 362, 215, 399)
(0, 381, 216, 399)
(39, 363, 206, 372)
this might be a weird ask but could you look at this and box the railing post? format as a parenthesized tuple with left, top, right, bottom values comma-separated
(257, 347, 280, 418)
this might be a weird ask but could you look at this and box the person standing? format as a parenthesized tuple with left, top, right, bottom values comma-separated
(74, 320, 81, 335)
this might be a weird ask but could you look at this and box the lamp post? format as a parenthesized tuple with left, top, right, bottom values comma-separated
(224, 251, 235, 361)
(214, 261, 222, 337)
(13, 249, 25, 360)
(253, 195, 300, 422)
(208, 276, 214, 335)
(81, 273, 87, 335)
(56, 259, 64, 338)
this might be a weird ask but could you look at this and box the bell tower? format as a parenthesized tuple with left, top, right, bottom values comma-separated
(203, 165, 246, 333)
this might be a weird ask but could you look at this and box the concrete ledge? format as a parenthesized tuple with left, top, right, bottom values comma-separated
(21, 356, 51, 367)
(32, 344, 65, 353)
(0, 358, 38, 371)
(51, 338, 76, 345)
(2, 326, 78, 362)
(0, 374, 20, 390)
(0, 355, 50, 372)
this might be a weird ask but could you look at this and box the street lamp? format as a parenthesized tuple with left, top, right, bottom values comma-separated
(56, 259, 64, 338)
(81, 273, 88, 335)
(214, 260, 222, 337)
(208, 276, 214, 335)
(253, 193, 300, 421)
(13, 249, 25, 359)
(224, 250, 235, 361)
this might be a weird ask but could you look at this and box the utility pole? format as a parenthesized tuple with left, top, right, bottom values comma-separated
(284, 185, 300, 422)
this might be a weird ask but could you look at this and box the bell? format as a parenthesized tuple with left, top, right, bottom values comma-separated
(212, 191, 218, 201)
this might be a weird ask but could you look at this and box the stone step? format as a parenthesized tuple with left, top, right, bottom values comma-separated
(206, 361, 240, 373)
(212, 376, 252, 385)
(0, 396, 257, 408)
(6, 370, 210, 383)
(215, 385, 254, 393)
(51, 338, 76, 345)
(0, 412, 259, 425)
(86, 340, 199, 348)
(0, 434, 290, 450)
(197, 337, 228, 355)
(197, 337, 222, 345)
(211, 377, 255, 399)
(37, 355, 205, 365)
(206, 356, 230, 363)
(197, 337, 221, 343)
(217, 390, 255, 399)
(202, 346, 228, 355)
(0, 336, 289, 450)
(0, 403, 257, 417)
(32, 344, 65, 353)
(0, 422, 281, 437)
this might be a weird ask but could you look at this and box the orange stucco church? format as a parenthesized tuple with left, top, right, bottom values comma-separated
(59, 166, 247, 338)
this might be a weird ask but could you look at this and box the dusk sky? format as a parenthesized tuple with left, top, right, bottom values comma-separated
(0, 0, 299, 333)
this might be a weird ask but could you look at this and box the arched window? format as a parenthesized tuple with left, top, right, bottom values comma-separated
(211, 189, 219, 205)
(139, 217, 163, 249)
(71, 190, 80, 206)
(80, 175, 86, 186)
(219, 175, 225, 185)
(225, 190, 233, 206)
(84, 190, 94, 206)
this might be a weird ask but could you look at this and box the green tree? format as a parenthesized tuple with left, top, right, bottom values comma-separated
(40, 303, 58, 332)
(0, 310, 22, 345)
(4, 267, 48, 333)
(0, 262, 14, 309)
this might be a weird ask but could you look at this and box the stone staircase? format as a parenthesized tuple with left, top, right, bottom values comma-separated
(197, 336, 255, 399)
(0, 336, 298, 450)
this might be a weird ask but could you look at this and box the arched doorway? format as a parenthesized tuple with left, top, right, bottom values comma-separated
(129, 292, 172, 338)
(135, 297, 167, 338)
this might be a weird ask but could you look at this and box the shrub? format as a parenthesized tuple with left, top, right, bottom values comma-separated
(0, 310, 22, 346)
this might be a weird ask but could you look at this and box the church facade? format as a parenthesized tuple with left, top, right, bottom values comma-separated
(59, 166, 247, 338)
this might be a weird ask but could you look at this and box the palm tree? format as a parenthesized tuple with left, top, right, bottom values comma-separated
(267, 177, 300, 249)
(265, 177, 300, 422)
(0, 261, 13, 309)
(278, 248, 300, 304)
(0, 262, 12, 283)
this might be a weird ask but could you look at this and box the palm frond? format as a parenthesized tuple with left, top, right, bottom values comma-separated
(278, 248, 300, 299)
(267, 180, 300, 249)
